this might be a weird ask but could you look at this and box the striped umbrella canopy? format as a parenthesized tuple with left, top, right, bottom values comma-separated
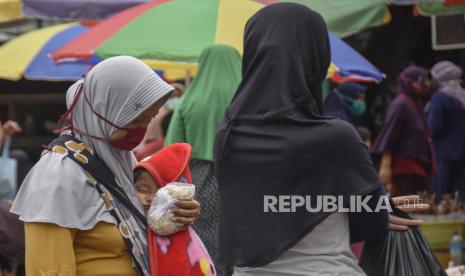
(22, 0, 150, 20)
(0, 22, 169, 81)
(0, 23, 91, 81)
(20, 0, 389, 35)
(53, 0, 384, 82)
(272, 0, 390, 37)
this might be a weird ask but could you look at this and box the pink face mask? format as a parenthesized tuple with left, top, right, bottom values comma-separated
(58, 83, 147, 151)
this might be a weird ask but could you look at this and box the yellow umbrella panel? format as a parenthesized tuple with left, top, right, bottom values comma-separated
(0, 0, 22, 23)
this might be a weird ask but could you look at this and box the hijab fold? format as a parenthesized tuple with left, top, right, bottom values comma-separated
(11, 56, 174, 230)
(214, 3, 383, 267)
(431, 61, 465, 110)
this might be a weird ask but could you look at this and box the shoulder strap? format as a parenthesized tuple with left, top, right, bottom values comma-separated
(47, 134, 147, 225)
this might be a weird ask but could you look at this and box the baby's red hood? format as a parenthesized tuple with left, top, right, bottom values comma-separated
(135, 143, 193, 188)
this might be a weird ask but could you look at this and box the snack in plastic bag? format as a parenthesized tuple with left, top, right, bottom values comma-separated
(147, 182, 195, 236)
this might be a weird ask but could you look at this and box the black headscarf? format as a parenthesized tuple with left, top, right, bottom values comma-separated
(227, 2, 329, 119)
(214, 3, 385, 268)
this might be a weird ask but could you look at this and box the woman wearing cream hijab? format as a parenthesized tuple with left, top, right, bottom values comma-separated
(11, 56, 200, 275)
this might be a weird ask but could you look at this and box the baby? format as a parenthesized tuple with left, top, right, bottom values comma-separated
(134, 162, 200, 228)
(133, 143, 215, 276)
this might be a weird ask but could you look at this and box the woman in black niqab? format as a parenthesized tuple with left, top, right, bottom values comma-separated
(214, 3, 389, 274)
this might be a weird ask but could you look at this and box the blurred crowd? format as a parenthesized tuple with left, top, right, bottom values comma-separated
(326, 61, 465, 205)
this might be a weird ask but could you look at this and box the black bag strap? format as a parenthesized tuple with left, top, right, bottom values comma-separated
(47, 134, 147, 225)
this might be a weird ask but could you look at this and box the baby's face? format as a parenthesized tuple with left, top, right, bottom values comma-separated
(134, 170, 159, 213)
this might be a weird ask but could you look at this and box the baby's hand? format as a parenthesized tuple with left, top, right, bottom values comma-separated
(172, 199, 201, 231)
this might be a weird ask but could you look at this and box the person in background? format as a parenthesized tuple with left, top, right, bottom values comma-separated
(0, 121, 22, 146)
(324, 82, 367, 124)
(0, 203, 24, 276)
(0, 122, 26, 276)
(165, 82, 185, 110)
(428, 61, 465, 201)
(134, 109, 174, 161)
(372, 65, 435, 196)
(165, 44, 242, 276)
(0, 121, 32, 198)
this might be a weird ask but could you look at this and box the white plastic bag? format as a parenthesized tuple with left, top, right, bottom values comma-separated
(446, 263, 465, 276)
(147, 182, 195, 236)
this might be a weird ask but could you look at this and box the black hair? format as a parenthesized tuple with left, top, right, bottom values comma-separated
(133, 168, 148, 183)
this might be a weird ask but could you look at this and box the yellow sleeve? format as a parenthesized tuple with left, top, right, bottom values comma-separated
(25, 222, 77, 276)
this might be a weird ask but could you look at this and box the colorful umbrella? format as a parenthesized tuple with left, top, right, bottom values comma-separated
(53, 0, 384, 82)
(52, 0, 262, 80)
(22, 0, 389, 36)
(22, 0, 150, 20)
(329, 33, 384, 83)
(265, 0, 390, 37)
(0, 23, 91, 81)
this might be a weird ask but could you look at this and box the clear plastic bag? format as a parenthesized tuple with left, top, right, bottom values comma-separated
(147, 182, 195, 236)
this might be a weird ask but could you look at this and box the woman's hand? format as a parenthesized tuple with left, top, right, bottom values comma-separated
(2, 120, 22, 136)
(0, 120, 22, 145)
(388, 195, 429, 231)
(172, 199, 201, 231)
(0, 120, 22, 147)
